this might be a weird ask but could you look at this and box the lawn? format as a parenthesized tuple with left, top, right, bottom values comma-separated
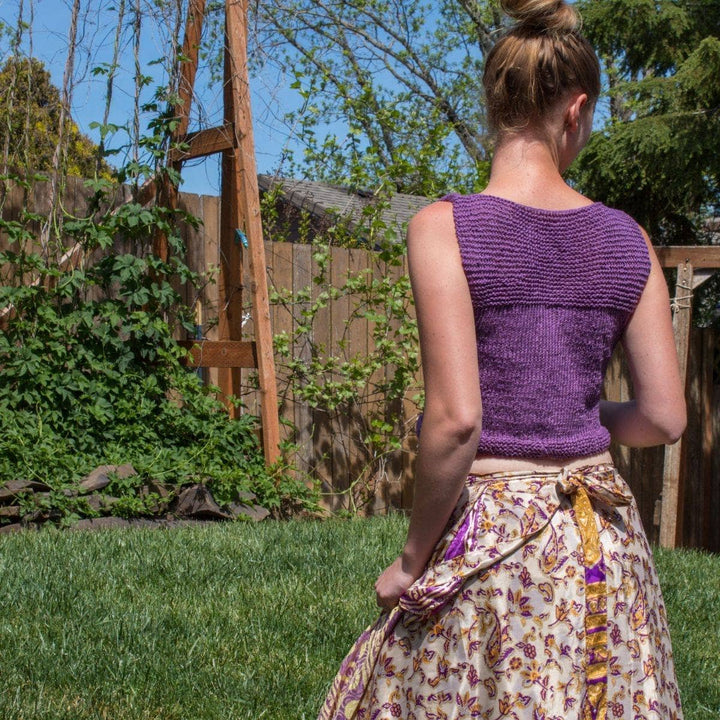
(0, 518, 717, 720)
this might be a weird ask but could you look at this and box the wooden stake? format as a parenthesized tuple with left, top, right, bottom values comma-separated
(222, 0, 280, 463)
(153, 0, 206, 263)
(217, 30, 245, 405)
(174, 0, 205, 139)
(659, 262, 693, 548)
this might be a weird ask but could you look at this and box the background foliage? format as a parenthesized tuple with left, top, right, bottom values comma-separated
(263, 186, 421, 512)
(0, 0, 717, 522)
(0, 57, 105, 179)
(573, 0, 720, 241)
(244, 0, 719, 237)
(0, 166, 316, 524)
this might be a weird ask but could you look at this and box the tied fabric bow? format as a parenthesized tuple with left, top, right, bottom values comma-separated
(399, 465, 633, 619)
(556, 467, 633, 567)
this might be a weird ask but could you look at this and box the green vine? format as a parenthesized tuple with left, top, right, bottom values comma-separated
(0, 145, 316, 526)
(265, 186, 422, 513)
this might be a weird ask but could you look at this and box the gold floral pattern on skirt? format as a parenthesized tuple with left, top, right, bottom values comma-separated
(318, 465, 683, 720)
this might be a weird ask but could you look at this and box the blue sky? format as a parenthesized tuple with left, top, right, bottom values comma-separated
(0, 0, 607, 198)
(0, 0, 301, 195)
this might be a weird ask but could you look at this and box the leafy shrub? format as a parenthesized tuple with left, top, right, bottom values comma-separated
(0, 170, 316, 525)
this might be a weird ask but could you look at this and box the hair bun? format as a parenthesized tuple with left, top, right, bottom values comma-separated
(500, 0, 579, 33)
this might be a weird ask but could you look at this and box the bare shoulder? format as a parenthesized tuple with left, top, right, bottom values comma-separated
(408, 200, 455, 232)
(407, 200, 456, 248)
(637, 224, 659, 261)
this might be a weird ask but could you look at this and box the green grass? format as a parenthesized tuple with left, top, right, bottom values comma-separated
(653, 546, 720, 719)
(0, 518, 717, 720)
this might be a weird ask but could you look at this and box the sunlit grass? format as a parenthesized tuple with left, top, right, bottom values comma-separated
(0, 518, 716, 719)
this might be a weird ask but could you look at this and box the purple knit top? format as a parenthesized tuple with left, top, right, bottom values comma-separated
(443, 193, 650, 458)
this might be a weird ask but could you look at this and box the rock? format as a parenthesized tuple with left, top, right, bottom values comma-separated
(116, 463, 137, 479)
(78, 464, 137, 494)
(0, 479, 53, 500)
(142, 480, 171, 499)
(0, 506, 22, 520)
(0, 523, 23, 534)
(78, 467, 114, 494)
(85, 494, 120, 513)
(139, 480, 172, 514)
(227, 502, 270, 522)
(174, 484, 231, 520)
(20, 510, 45, 525)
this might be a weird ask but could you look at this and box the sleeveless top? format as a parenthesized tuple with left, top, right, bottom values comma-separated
(442, 193, 650, 458)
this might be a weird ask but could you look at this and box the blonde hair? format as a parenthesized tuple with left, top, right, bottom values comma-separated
(483, 0, 601, 134)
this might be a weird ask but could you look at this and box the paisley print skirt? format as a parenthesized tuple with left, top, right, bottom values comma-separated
(318, 465, 683, 720)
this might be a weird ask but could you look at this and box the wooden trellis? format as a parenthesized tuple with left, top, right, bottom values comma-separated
(156, 0, 280, 465)
(655, 246, 720, 548)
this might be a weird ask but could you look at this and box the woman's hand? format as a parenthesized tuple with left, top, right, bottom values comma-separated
(374, 555, 421, 611)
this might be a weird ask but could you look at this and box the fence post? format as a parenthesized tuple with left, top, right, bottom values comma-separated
(659, 261, 693, 548)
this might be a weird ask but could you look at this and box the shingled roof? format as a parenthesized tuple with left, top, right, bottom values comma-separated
(258, 175, 432, 240)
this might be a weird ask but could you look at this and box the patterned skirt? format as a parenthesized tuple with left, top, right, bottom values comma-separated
(318, 465, 683, 720)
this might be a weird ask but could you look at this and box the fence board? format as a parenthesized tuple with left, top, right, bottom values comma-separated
(703, 332, 715, 535)
(328, 247, 348, 498)
(237, 244, 257, 417)
(180, 192, 203, 311)
(292, 243, 313, 479)
(401, 255, 420, 511)
(379, 259, 406, 514)
(269, 241, 295, 445)
(311, 245, 334, 505)
(347, 248, 370, 502)
(201, 194, 220, 389)
(711, 360, 720, 552)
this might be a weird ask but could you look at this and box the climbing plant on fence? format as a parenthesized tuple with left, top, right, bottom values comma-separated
(0, 0, 320, 526)
(263, 186, 422, 513)
(0, 167, 315, 528)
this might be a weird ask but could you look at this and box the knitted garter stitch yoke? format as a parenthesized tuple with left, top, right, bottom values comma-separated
(442, 193, 651, 458)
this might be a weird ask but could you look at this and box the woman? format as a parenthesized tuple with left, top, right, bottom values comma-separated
(319, 1, 687, 718)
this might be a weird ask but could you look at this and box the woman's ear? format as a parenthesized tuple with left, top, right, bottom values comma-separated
(564, 92, 589, 134)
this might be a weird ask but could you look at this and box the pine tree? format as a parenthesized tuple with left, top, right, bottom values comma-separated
(573, 0, 720, 241)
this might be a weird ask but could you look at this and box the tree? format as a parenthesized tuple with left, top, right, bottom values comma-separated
(0, 56, 104, 178)
(246, 0, 501, 195)
(573, 0, 720, 242)
(245, 0, 719, 237)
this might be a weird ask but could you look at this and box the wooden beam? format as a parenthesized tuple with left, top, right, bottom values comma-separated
(659, 261, 694, 548)
(216, 9, 246, 406)
(136, 178, 157, 206)
(178, 340, 257, 368)
(224, 0, 281, 465)
(175, 0, 206, 140)
(691, 269, 716, 290)
(655, 246, 720, 269)
(154, 0, 207, 263)
(168, 124, 235, 162)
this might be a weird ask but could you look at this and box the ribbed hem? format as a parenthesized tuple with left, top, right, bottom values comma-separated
(476, 429, 611, 459)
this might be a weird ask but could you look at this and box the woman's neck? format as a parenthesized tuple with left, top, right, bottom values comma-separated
(482, 132, 592, 211)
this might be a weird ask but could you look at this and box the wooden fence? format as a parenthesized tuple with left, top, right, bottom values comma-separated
(240, 208, 720, 550)
(259, 241, 421, 515)
(1, 179, 719, 549)
(604, 333, 719, 549)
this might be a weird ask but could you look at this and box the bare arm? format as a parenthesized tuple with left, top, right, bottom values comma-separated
(600, 229, 687, 446)
(375, 201, 482, 610)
